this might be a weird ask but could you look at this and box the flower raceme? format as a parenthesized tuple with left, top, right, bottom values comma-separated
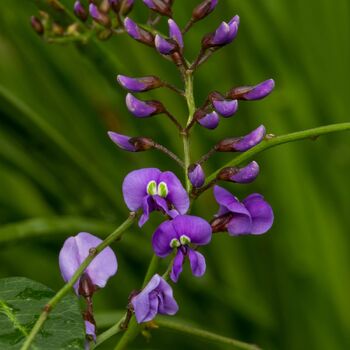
(122, 168, 189, 227)
(152, 215, 212, 282)
(131, 274, 178, 323)
(211, 186, 274, 235)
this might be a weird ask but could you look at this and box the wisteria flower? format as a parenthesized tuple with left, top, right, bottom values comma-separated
(123, 168, 189, 226)
(59, 232, 118, 294)
(131, 274, 178, 323)
(152, 215, 212, 282)
(211, 185, 274, 236)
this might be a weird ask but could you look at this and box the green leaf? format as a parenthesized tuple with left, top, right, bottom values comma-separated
(0, 277, 85, 350)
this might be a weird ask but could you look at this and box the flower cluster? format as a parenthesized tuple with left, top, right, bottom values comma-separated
(57, 0, 275, 345)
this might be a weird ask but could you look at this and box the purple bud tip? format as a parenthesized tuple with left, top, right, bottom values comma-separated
(234, 125, 266, 151)
(155, 34, 177, 55)
(124, 17, 141, 40)
(117, 75, 147, 92)
(213, 99, 238, 117)
(207, 15, 239, 47)
(168, 19, 183, 49)
(143, 0, 156, 9)
(218, 161, 260, 184)
(126, 93, 157, 118)
(108, 131, 136, 152)
(89, 3, 101, 20)
(193, 0, 219, 21)
(74, 1, 88, 21)
(231, 161, 260, 183)
(198, 111, 220, 129)
(243, 79, 275, 100)
(143, 0, 172, 17)
(30, 16, 44, 35)
(188, 164, 205, 188)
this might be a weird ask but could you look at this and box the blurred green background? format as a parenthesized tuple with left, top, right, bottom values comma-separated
(1, 1, 349, 349)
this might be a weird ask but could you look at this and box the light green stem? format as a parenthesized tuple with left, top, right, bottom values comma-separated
(156, 318, 261, 350)
(182, 70, 196, 192)
(20, 213, 137, 350)
(206, 122, 350, 184)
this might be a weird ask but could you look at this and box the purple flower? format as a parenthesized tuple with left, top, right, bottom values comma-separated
(117, 75, 162, 92)
(108, 131, 154, 152)
(123, 168, 189, 226)
(124, 17, 154, 46)
(131, 274, 178, 323)
(228, 79, 275, 101)
(74, 1, 88, 21)
(203, 15, 239, 48)
(152, 215, 212, 282)
(59, 232, 118, 294)
(188, 163, 205, 188)
(216, 125, 266, 152)
(89, 4, 110, 27)
(155, 34, 177, 55)
(217, 161, 260, 184)
(211, 185, 274, 236)
(143, 0, 173, 17)
(192, 0, 218, 21)
(125, 93, 164, 117)
(85, 320, 96, 342)
(197, 111, 220, 129)
(168, 19, 183, 49)
(212, 99, 238, 117)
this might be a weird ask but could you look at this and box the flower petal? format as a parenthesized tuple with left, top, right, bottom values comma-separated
(159, 171, 189, 215)
(170, 249, 184, 283)
(139, 195, 154, 227)
(198, 111, 220, 129)
(131, 274, 161, 323)
(122, 168, 161, 211)
(157, 278, 179, 315)
(243, 193, 274, 234)
(188, 249, 206, 277)
(227, 214, 253, 235)
(213, 99, 238, 117)
(152, 220, 177, 257)
(170, 215, 212, 246)
(85, 321, 96, 342)
(108, 131, 135, 152)
(213, 185, 251, 217)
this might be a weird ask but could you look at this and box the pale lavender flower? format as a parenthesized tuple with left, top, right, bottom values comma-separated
(197, 111, 220, 129)
(125, 93, 164, 117)
(212, 99, 238, 117)
(228, 79, 275, 100)
(217, 161, 260, 184)
(117, 75, 162, 92)
(131, 274, 178, 323)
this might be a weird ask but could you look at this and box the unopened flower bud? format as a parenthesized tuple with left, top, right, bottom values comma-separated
(202, 15, 239, 48)
(120, 0, 134, 16)
(126, 93, 165, 117)
(74, 1, 88, 21)
(212, 99, 238, 117)
(109, 0, 121, 12)
(108, 131, 155, 152)
(217, 161, 260, 184)
(188, 164, 205, 188)
(30, 16, 44, 36)
(117, 75, 162, 92)
(168, 19, 183, 50)
(227, 79, 275, 100)
(143, 0, 173, 17)
(197, 110, 220, 129)
(192, 0, 218, 22)
(155, 34, 178, 55)
(124, 17, 155, 47)
(89, 3, 111, 27)
(216, 125, 266, 152)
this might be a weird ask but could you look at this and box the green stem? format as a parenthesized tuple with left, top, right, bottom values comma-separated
(206, 122, 350, 185)
(91, 316, 126, 350)
(182, 70, 196, 192)
(20, 213, 137, 350)
(156, 318, 261, 350)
